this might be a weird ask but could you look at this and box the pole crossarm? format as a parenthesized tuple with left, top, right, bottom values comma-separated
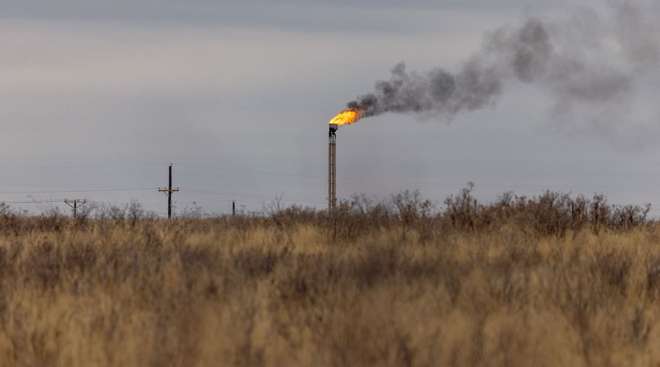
(158, 187, 180, 193)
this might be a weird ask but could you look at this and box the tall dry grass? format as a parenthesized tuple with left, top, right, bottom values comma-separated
(0, 189, 657, 366)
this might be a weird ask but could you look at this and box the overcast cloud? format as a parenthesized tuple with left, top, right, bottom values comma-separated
(1, 0, 659, 216)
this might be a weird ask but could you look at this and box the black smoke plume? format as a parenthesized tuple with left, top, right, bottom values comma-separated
(347, 2, 660, 130)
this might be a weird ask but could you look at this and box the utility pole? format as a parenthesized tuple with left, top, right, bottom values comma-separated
(158, 163, 180, 219)
(64, 199, 87, 219)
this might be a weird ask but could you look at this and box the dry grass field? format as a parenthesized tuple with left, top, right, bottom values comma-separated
(0, 188, 658, 366)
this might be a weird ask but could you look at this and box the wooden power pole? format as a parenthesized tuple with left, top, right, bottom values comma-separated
(64, 199, 87, 219)
(158, 164, 180, 219)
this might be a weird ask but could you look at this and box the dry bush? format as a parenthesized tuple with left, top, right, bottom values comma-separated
(0, 190, 655, 366)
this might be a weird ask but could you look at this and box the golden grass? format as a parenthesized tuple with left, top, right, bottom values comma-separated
(0, 215, 659, 366)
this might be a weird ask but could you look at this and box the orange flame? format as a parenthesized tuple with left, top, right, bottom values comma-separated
(328, 108, 362, 126)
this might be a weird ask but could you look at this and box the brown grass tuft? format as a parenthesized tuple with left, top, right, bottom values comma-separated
(0, 190, 656, 366)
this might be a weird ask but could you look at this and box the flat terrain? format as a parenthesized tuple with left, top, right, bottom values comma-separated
(0, 191, 657, 366)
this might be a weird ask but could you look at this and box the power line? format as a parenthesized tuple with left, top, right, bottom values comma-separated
(0, 187, 155, 195)
(1, 199, 63, 205)
(183, 189, 325, 205)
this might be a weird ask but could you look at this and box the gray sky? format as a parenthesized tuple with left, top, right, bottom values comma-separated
(2, 0, 660, 216)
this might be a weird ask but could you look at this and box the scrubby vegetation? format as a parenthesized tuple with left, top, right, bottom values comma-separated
(0, 187, 657, 366)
